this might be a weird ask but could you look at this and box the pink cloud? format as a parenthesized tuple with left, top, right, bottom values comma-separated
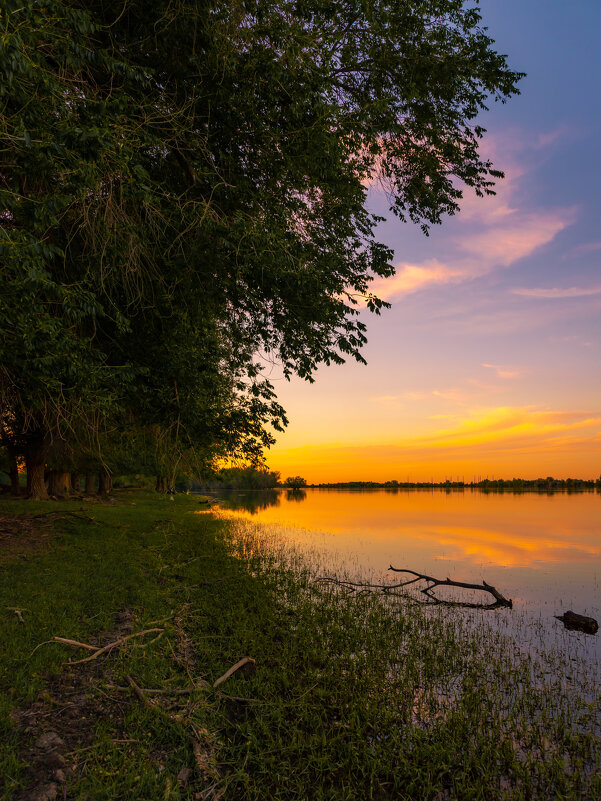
(565, 240, 601, 257)
(370, 260, 463, 300)
(458, 210, 574, 267)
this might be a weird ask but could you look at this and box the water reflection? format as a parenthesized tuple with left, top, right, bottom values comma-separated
(216, 488, 280, 514)
(285, 488, 307, 503)
(216, 488, 601, 617)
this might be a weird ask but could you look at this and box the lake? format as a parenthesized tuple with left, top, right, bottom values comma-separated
(212, 487, 601, 665)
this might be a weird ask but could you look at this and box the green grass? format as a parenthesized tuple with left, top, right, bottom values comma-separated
(0, 493, 599, 800)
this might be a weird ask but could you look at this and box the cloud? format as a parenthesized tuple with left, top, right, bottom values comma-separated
(370, 260, 462, 300)
(481, 363, 520, 379)
(457, 210, 573, 267)
(370, 132, 576, 302)
(512, 285, 601, 299)
(408, 406, 601, 451)
(535, 126, 571, 149)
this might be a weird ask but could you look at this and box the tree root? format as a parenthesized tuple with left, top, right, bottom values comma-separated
(318, 567, 512, 610)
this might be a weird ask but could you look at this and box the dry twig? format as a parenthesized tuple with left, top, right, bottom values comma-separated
(31, 628, 166, 663)
(66, 628, 165, 664)
(52, 636, 98, 651)
(6, 606, 25, 623)
(213, 657, 256, 688)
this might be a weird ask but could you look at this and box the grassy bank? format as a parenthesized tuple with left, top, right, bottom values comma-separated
(0, 493, 599, 800)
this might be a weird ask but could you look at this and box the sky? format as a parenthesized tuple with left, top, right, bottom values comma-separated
(266, 0, 601, 483)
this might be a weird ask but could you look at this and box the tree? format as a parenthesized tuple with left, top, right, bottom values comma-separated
(0, 1, 522, 496)
(283, 476, 308, 490)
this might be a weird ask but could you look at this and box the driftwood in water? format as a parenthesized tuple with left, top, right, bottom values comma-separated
(388, 567, 513, 609)
(555, 610, 598, 635)
(317, 567, 512, 610)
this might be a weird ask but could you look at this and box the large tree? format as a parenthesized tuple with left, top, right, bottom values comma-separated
(0, 0, 522, 496)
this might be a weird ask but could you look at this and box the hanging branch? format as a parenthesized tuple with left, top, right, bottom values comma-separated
(317, 567, 512, 610)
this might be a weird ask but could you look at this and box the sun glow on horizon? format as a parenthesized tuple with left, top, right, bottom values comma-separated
(267, 405, 601, 483)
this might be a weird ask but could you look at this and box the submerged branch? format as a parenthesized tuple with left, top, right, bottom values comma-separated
(317, 567, 512, 610)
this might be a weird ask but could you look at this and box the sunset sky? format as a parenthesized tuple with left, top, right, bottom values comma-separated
(267, 0, 601, 482)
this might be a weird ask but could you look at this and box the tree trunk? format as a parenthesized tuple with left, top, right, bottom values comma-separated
(46, 470, 56, 496)
(53, 471, 71, 496)
(9, 454, 20, 495)
(25, 432, 48, 500)
(71, 472, 81, 493)
(84, 473, 96, 494)
(98, 472, 112, 495)
(156, 476, 165, 493)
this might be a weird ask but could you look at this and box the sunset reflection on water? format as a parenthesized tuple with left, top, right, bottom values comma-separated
(215, 488, 601, 617)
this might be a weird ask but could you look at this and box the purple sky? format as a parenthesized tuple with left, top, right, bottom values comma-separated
(267, 0, 601, 482)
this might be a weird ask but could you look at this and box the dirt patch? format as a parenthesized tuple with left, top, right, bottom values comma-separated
(10, 660, 132, 801)
(0, 511, 97, 565)
(0, 516, 55, 565)
(9, 609, 138, 800)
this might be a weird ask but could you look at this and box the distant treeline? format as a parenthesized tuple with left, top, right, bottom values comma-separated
(195, 466, 280, 491)
(191, 472, 601, 492)
(309, 477, 601, 491)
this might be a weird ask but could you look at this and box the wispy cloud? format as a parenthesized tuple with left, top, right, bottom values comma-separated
(458, 211, 572, 267)
(409, 406, 601, 450)
(481, 363, 520, 379)
(566, 240, 601, 257)
(512, 285, 601, 299)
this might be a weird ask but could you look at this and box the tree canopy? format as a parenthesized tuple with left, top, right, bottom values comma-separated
(0, 0, 522, 496)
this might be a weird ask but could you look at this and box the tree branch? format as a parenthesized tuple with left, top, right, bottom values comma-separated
(317, 567, 512, 610)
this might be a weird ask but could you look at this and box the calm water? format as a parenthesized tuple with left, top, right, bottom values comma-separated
(213, 488, 601, 662)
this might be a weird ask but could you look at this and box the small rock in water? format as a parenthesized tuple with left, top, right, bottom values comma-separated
(555, 610, 599, 635)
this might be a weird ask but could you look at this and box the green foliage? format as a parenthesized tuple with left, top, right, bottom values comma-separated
(202, 466, 281, 490)
(0, 0, 523, 480)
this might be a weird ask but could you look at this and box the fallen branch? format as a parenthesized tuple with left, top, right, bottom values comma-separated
(126, 675, 155, 708)
(52, 636, 97, 651)
(388, 567, 513, 609)
(44, 627, 165, 665)
(317, 567, 512, 610)
(138, 631, 164, 648)
(213, 657, 256, 688)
